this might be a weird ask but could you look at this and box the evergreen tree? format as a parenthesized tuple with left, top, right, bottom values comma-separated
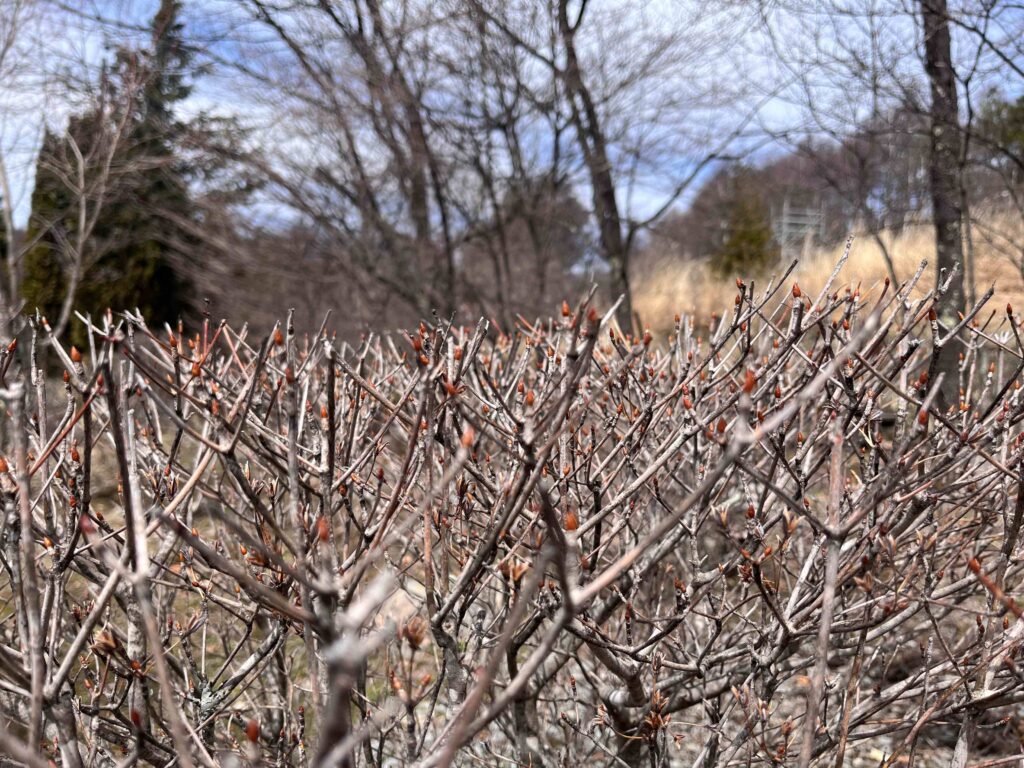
(712, 187, 780, 277)
(976, 90, 1024, 187)
(22, 0, 195, 344)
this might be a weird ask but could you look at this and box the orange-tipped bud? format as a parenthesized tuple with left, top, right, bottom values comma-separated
(564, 510, 579, 531)
(743, 370, 756, 394)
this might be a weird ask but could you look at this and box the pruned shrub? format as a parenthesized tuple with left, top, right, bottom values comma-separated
(1, 259, 1023, 767)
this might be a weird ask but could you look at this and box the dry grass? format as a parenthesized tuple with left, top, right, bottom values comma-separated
(634, 213, 1024, 335)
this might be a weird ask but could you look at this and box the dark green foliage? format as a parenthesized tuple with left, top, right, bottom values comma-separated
(976, 90, 1024, 180)
(711, 177, 779, 277)
(22, 128, 75, 323)
(21, 0, 196, 345)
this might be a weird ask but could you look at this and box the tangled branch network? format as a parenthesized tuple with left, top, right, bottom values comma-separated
(3, 258, 1024, 768)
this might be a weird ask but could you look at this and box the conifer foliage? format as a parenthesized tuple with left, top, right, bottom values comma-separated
(713, 189, 780, 277)
(709, 168, 781, 277)
(21, 0, 195, 344)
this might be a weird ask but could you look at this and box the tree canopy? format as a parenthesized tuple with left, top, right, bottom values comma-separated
(21, 0, 195, 344)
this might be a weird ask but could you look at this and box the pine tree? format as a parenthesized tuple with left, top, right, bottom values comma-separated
(977, 90, 1024, 187)
(22, 0, 194, 344)
(711, 172, 779, 277)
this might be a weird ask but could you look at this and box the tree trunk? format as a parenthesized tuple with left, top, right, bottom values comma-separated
(556, 0, 633, 333)
(919, 0, 965, 407)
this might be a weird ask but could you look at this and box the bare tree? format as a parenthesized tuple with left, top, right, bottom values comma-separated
(754, 0, 1024, 403)
(193, 0, 759, 332)
(466, 0, 761, 331)
(25, 79, 141, 338)
(0, 0, 41, 321)
(919, 0, 967, 406)
(225, 0, 468, 320)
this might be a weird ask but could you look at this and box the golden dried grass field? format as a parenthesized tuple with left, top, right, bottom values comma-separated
(633, 213, 1024, 335)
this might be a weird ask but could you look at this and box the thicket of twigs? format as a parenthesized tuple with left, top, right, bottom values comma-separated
(3, 256, 1024, 768)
